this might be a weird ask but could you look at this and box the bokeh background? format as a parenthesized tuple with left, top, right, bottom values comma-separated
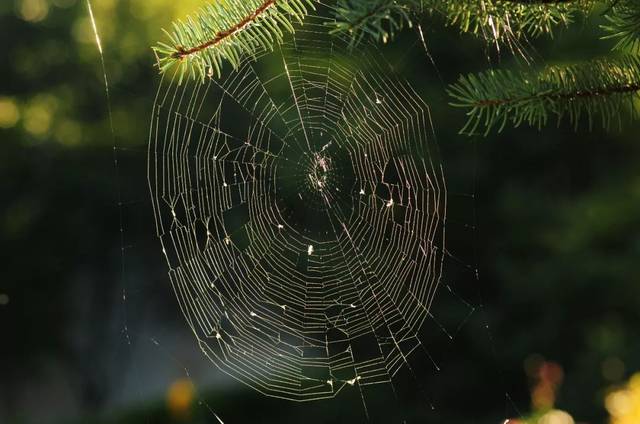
(1, 0, 640, 423)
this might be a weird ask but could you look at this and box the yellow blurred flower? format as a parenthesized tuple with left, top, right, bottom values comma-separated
(531, 361, 564, 411)
(606, 373, 640, 424)
(0, 97, 20, 128)
(17, 0, 49, 22)
(23, 96, 57, 137)
(24, 104, 52, 136)
(166, 378, 195, 419)
(538, 410, 574, 424)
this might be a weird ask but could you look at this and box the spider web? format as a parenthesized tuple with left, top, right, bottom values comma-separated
(148, 2, 453, 414)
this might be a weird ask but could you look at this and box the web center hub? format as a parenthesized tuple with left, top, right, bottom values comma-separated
(307, 152, 332, 191)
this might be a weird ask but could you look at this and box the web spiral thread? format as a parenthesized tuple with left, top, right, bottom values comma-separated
(148, 6, 447, 403)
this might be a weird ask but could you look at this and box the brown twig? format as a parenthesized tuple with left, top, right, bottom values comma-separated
(475, 83, 640, 107)
(171, 0, 277, 60)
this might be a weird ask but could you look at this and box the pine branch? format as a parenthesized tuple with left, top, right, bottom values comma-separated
(601, 0, 640, 53)
(328, 0, 596, 48)
(153, 0, 312, 82)
(448, 55, 640, 135)
(328, 0, 420, 47)
(427, 0, 596, 45)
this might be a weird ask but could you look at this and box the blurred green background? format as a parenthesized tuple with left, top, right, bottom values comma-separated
(1, 0, 640, 423)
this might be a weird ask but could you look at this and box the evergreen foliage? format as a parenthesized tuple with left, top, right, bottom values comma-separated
(154, 0, 640, 134)
(328, 0, 594, 48)
(153, 0, 312, 82)
(601, 0, 640, 53)
(328, 0, 419, 46)
(448, 55, 640, 135)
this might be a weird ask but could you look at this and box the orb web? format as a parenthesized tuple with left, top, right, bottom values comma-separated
(148, 5, 446, 404)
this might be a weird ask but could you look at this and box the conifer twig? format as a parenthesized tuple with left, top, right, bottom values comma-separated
(448, 55, 640, 135)
(154, 0, 312, 82)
